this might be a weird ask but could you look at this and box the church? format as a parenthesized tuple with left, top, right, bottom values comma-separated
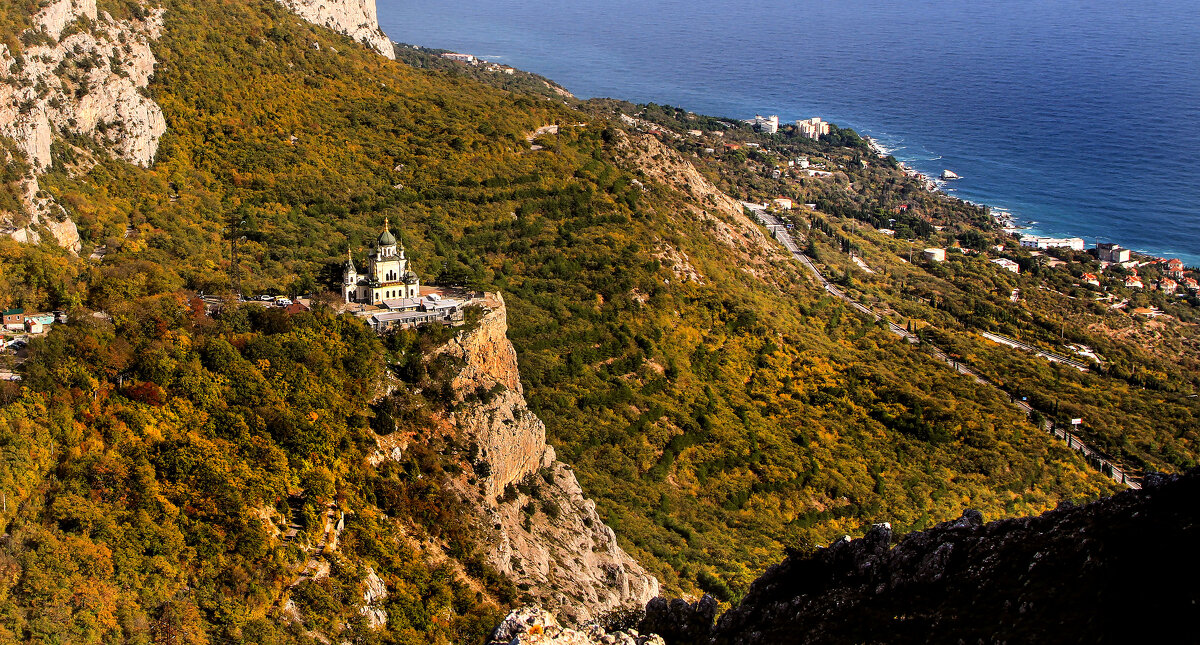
(342, 219, 421, 304)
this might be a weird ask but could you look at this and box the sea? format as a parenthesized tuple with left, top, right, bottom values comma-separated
(377, 0, 1200, 265)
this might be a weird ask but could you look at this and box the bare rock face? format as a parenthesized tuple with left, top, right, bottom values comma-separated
(438, 294, 545, 498)
(438, 295, 660, 625)
(0, 0, 165, 251)
(275, 0, 394, 59)
(490, 606, 664, 645)
(358, 566, 388, 629)
(486, 459, 660, 625)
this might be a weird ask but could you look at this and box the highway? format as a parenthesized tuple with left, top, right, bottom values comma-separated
(743, 202, 1138, 489)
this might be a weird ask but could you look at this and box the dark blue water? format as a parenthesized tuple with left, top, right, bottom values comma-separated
(379, 0, 1200, 265)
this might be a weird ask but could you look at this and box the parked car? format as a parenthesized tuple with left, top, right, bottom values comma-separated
(259, 294, 274, 301)
(276, 298, 293, 307)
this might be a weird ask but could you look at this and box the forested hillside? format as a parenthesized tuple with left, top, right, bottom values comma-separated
(0, 0, 1165, 641)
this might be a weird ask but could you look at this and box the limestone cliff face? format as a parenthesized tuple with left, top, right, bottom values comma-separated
(0, 0, 165, 251)
(275, 0, 394, 59)
(436, 295, 660, 625)
(437, 294, 545, 499)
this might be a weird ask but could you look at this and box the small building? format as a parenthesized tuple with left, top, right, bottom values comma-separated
(1096, 242, 1130, 263)
(1159, 278, 1178, 294)
(284, 302, 311, 315)
(1020, 235, 1085, 251)
(687, 130, 703, 137)
(367, 295, 465, 332)
(1081, 272, 1100, 286)
(1164, 258, 1185, 279)
(441, 52, 475, 63)
(923, 248, 946, 263)
(1183, 277, 1199, 292)
(1124, 275, 1144, 289)
(991, 258, 1020, 273)
(772, 197, 793, 210)
(878, 228, 896, 236)
(24, 319, 43, 334)
(2, 308, 24, 331)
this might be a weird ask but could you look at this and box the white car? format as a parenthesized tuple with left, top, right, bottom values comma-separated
(276, 298, 293, 307)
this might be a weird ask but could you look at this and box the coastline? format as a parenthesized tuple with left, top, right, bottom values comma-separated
(862, 136, 1194, 267)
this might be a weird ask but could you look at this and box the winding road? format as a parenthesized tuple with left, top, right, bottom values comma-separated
(743, 203, 1139, 489)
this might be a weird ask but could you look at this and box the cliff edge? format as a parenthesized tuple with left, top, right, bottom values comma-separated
(275, 0, 394, 59)
(1, 0, 165, 251)
(436, 295, 660, 625)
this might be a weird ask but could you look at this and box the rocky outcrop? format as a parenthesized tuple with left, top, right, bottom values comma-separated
(0, 0, 164, 251)
(438, 293, 546, 499)
(490, 607, 664, 645)
(646, 469, 1200, 644)
(437, 295, 660, 625)
(275, 0, 394, 59)
(612, 130, 784, 264)
(358, 566, 388, 629)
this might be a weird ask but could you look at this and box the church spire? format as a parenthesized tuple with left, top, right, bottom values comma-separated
(378, 217, 397, 247)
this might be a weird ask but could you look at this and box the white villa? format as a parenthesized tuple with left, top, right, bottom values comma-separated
(343, 219, 421, 305)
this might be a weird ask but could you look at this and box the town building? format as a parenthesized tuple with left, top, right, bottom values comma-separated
(991, 258, 1020, 273)
(441, 52, 475, 63)
(367, 294, 465, 332)
(797, 117, 830, 140)
(923, 248, 946, 262)
(1124, 275, 1144, 289)
(2, 308, 23, 331)
(1019, 235, 1085, 251)
(1081, 273, 1100, 286)
(1182, 277, 1199, 292)
(1164, 258, 1185, 279)
(754, 114, 779, 134)
(1096, 242, 1130, 263)
(772, 197, 793, 210)
(343, 220, 421, 305)
(1159, 278, 1178, 294)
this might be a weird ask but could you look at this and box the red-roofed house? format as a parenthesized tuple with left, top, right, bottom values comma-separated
(1081, 273, 1100, 287)
(1124, 275, 1144, 289)
(1165, 258, 1185, 279)
(1159, 278, 1178, 294)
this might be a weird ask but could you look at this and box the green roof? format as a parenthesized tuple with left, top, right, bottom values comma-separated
(2, 308, 23, 317)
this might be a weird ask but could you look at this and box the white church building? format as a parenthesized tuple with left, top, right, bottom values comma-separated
(343, 219, 421, 305)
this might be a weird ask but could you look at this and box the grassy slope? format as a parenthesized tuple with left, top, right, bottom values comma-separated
(0, 0, 1123, 624)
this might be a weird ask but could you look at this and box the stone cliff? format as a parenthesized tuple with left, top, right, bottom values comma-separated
(275, 0, 394, 59)
(0, 0, 165, 251)
(436, 295, 660, 625)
